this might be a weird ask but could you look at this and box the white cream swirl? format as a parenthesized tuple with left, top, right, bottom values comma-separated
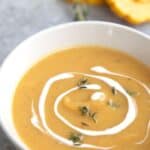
(54, 74, 137, 136)
(91, 66, 150, 94)
(32, 73, 111, 149)
(30, 66, 150, 149)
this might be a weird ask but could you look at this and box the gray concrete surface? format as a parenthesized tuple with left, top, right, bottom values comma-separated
(0, 0, 150, 149)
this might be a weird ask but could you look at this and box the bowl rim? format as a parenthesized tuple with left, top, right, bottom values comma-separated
(1, 21, 150, 68)
(1, 21, 150, 69)
(0, 21, 149, 150)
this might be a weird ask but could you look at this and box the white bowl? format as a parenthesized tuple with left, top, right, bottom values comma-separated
(0, 21, 149, 150)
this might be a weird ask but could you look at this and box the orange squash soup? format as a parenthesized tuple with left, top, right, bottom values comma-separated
(13, 46, 150, 150)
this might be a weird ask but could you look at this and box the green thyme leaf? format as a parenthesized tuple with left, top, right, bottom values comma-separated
(126, 89, 138, 96)
(72, 0, 88, 21)
(79, 106, 97, 123)
(89, 112, 97, 123)
(78, 77, 88, 89)
(79, 106, 89, 116)
(107, 100, 120, 110)
(69, 132, 83, 146)
(112, 87, 117, 95)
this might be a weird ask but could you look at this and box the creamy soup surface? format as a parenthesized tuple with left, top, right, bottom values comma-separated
(13, 46, 150, 150)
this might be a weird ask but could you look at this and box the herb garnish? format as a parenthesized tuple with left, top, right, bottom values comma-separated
(89, 112, 97, 123)
(126, 89, 138, 96)
(72, 0, 88, 21)
(112, 87, 117, 95)
(69, 132, 83, 146)
(78, 77, 88, 89)
(79, 106, 97, 123)
(107, 100, 120, 109)
(80, 106, 89, 115)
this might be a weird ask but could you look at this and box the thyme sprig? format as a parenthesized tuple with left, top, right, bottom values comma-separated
(126, 89, 138, 96)
(79, 106, 89, 115)
(77, 77, 88, 89)
(72, 0, 88, 21)
(89, 112, 97, 123)
(69, 132, 83, 146)
(107, 99, 120, 110)
(112, 87, 117, 95)
(79, 106, 97, 123)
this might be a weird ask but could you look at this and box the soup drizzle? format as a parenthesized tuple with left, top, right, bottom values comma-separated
(31, 102, 45, 133)
(136, 120, 150, 145)
(91, 66, 150, 94)
(29, 65, 150, 149)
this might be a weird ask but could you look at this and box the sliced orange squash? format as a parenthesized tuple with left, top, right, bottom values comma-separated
(106, 0, 150, 24)
(67, 0, 104, 5)
(86, 0, 104, 5)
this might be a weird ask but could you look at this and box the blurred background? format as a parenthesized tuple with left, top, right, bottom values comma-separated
(0, 0, 150, 149)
